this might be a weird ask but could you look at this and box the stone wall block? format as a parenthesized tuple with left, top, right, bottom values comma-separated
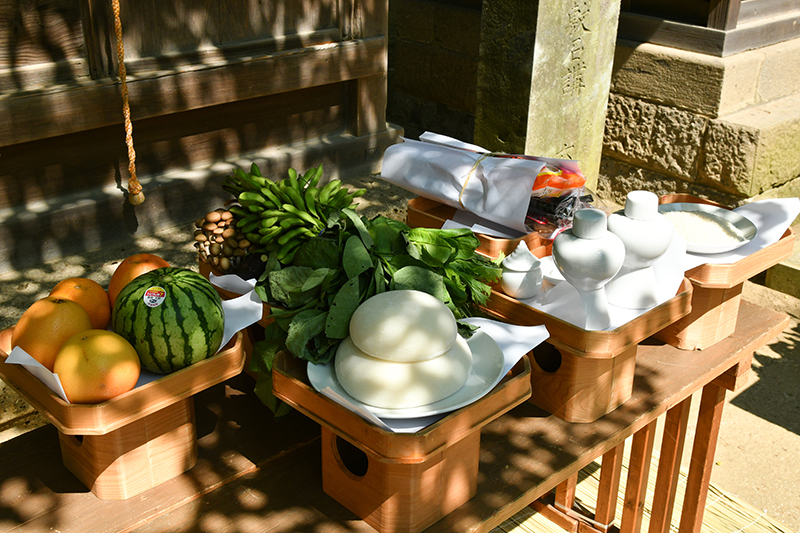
(396, 0, 436, 43)
(611, 41, 725, 117)
(699, 121, 759, 196)
(757, 38, 800, 104)
(393, 40, 433, 96)
(599, 157, 748, 208)
(433, 4, 481, 56)
(428, 48, 478, 111)
(649, 107, 706, 179)
(603, 93, 705, 180)
(604, 93, 658, 161)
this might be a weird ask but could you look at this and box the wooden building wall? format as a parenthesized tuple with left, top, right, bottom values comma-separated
(0, 0, 398, 272)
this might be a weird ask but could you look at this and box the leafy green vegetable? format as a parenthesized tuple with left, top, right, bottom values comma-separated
(325, 276, 361, 339)
(248, 209, 502, 414)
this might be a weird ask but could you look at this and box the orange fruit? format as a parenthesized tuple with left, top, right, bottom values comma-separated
(107, 253, 170, 308)
(11, 297, 93, 371)
(0, 326, 14, 354)
(53, 329, 141, 404)
(50, 277, 111, 330)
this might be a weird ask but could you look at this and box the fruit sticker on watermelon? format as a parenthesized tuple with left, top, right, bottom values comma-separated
(112, 267, 225, 374)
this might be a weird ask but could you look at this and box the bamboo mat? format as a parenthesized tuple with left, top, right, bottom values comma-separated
(491, 442, 793, 533)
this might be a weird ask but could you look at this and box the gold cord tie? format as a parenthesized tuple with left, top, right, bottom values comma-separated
(112, 0, 144, 205)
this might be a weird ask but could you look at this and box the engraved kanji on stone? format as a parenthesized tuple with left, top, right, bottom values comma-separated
(567, 0, 591, 35)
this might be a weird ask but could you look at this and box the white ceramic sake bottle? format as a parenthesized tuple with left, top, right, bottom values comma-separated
(499, 240, 543, 299)
(552, 208, 625, 330)
(606, 190, 674, 309)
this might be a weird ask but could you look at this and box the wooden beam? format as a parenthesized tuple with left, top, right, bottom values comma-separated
(1, 37, 386, 148)
(708, 0, 742, 30)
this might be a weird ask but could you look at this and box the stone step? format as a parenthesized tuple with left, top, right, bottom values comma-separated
(763, 223, 800, 299)
(706, 90, 800, 198)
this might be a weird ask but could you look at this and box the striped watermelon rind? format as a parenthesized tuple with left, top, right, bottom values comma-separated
(112, 267, 225, 374)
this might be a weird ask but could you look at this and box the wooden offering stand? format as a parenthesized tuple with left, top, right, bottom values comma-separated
(480, 279, 693, 423)
(0, 332, 245, 500)
(272, 352, 532, 533)
(655, 194, 795, 350)
(406, 196, 552, 258)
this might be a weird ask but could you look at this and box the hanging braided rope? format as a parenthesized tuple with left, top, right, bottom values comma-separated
(111, 0, 144, 205)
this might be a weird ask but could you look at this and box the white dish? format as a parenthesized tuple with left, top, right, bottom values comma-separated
(658, 203, 757, 254)
(539, 255, 565, 285)
(307, 329, 505, 419)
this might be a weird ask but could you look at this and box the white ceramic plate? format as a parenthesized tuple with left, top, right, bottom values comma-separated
(658, 203, 757, 254)
(307, 330, 505, 419)
(539, 255, 565, 285)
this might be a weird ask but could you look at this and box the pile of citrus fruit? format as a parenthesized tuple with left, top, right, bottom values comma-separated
(4, 253, 171, 404)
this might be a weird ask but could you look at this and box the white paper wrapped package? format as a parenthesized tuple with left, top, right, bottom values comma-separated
(381, 132, 581, 234)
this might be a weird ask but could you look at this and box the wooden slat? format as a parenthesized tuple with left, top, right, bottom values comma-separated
(620, 420, 657, 533)
(649, 398, 692, 533)
(0, 0, 85, 69)
(0, 37, 386, 148)
(678, 383, 728, 533)
(595, 443, 626, 531)
(555, 474, 579, 511)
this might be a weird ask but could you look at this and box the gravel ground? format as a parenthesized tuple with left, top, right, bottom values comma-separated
(0, 174, 798, 530)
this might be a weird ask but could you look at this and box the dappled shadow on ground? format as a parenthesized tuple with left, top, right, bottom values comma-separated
(730, 318, 800, 436)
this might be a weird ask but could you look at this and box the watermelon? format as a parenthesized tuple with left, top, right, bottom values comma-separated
(112, 267, 225, 374)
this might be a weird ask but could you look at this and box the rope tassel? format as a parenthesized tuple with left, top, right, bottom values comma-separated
(112, 0, 144, 205)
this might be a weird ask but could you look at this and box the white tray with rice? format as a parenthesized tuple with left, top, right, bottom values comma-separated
(658, 203, 758, 254)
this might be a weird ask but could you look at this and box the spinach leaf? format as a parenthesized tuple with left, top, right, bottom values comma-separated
(301, 267, 339, 293)
(343, 235, 372, 279)
(325, 276, 362, 339)
(293, 238, 341, 269)
(391, 265, 449, 305)
(269, 266, 318, 308)
(286, 309, 329, 363)
(369, 216, 408, 255)
(341, 209, 374, 248)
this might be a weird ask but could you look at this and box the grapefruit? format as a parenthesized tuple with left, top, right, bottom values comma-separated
(50, 277, 111, 330)
(11, 297, 93, 371)
(53, 329, 141, 403)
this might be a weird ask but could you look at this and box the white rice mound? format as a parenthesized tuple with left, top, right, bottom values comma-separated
(349, 289, 458, 362)
(334, 335, 473, 409)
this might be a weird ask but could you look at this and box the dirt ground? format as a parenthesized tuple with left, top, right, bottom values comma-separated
(1, 174, 798, 530)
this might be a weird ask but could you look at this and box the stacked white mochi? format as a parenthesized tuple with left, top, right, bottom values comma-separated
(335, 290, 473, 409)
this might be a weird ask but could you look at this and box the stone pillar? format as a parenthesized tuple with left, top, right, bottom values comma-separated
(475, 0, 622, 190)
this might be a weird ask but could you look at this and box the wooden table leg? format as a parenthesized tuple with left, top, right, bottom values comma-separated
(649, 397, 692, 533)
(555, 473, 579, 511)
(679, 383, 726, 533)
(620, 419, 657, 533)
(595, 442, 625, 532)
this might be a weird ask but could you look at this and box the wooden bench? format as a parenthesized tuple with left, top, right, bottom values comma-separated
(0, 300, 788, 533)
